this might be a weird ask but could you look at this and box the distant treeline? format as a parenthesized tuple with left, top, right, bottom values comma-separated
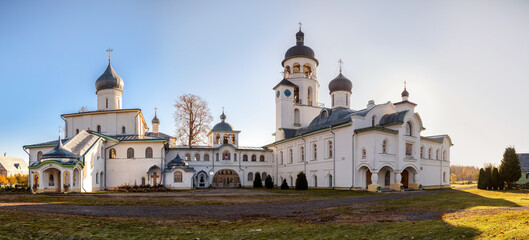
(450, 165, 480, 181)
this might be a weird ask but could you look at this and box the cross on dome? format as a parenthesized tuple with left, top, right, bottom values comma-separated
(106, 48, 113, 62)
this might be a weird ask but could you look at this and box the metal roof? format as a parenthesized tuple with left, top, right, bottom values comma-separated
(518, 154, 529, 172)
(282, 30, 318, 66)
(273, 78, 297, 90)
(328, 73, 352, 94)
(379, 110, 408, 126)
(95, 63, 124, 92)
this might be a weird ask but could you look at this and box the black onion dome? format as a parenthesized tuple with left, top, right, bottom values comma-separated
(95, 63, 124, 92)
(152, 114, 160, 124)
(402, 88, 409, 97)
(328, 73, 352, 94)
(41, 137, 78, 159)
(212, 110, 234, 131)
(167, 154, 188, 168)
(282, 30, 318, 66)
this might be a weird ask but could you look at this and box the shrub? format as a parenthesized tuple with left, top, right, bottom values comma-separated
(253, 172, 262, 188)
(280, 179, 289, 189)
(0, 175, 8, 185)
(7, 175, 17, 185)
(492, 167, 503, 190)
(265, 175, 274, 189)
(295, 172, 308, 190)
(477, 168, 485, 189)
(484, 167, 493, 189)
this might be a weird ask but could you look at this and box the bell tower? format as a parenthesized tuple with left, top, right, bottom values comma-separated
(95, 49, 124, 111)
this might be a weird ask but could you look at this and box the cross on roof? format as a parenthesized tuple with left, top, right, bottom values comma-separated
(338, 59, 343, 73)
(298, 22, 302, 31)
(404, 81, 407, 90)
(106, 48, 113, 62)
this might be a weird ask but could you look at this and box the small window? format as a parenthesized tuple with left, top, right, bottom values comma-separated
(372, 115, 376, 127)
(436, 149, 440, 160)
(443, 150, 446, 161)
(37, 151, 43, 161)
(106, 98, 109, 108)
(127, 148, 134, 159)
(216, 153, 219, 161)
(300, 146, 305, 162)
(185, 154, 191, 161)
(289, 149, 293, 163)
(109, 148, 116, 159)
(320, 110, 328, 118)
(260, 155, 265, 162)
(195, 154, 200, 161)
(248, 172, 253, 181)
(406, 122, 412, 136)
(382, 140, 387, 154)
(234, 153, 237, 161)
(223, 134, 229, 144)
(204, 154, 210, 161)
(280, 151, 284, 164)
(243, 154, 248, 162)
(328, 141, 333, 158)
(420, 146, 424, 159)
(314, 175, 318, 187)
(174, 172, 183, 182)
(215, 134, 220, 144)
(231, 135, 236, 144)
(252, 154, 257, 162)
(443, 172, 447, 183)
(96, 172, 99, 184)
(313, 144, 317, 160)
(145, 147, 153, 158)
(362, 148, 367, 159)
(121, 126, 126, 134)
(141, 177, 146, 185)
(262, 172, 268, 181)
(97, 125, 101, 133)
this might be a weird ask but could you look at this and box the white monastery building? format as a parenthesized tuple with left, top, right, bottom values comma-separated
(24, 28, 451, 193)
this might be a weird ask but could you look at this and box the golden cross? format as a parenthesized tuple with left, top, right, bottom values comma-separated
(154, 107, 158, 115)
(404, 81, 407, 90)
(106, 48, 113, 62)
(338, 59, 343, 73)
(298, 22, 302, 31)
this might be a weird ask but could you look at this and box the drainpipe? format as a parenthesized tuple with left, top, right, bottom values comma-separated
(330, 126, 335, 189)
(350, 132, 355, 190)
(301, 135, 307, 175)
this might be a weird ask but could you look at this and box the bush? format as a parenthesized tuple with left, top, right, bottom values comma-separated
(14, 174, 29, 186)
(253, 172, 262, 188)
(484, 167, 493, 189)
(0, 175, 8, 185)
(280, 179, 289, 189)
(265, 175, 274, 189)
(492, 167, 503, 190)
(295, 172, 308, 190)
(477, 168, 485, 189)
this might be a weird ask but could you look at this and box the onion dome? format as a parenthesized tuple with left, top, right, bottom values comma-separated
(152, 109, 160, 124)
(401, 88, 409, 97)
(328, 73, 353, 94)
(95, 63, 124, 92)
(282, 30, 318, 66)
(212, 109, 233, 132)
(41, 136, 78, 160)
(167, 154, 188, 168)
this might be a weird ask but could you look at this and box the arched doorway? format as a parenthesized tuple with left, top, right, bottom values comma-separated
(401, 170, 409, 188)
(366, 170, 372, 189)
(42, 168, 61, 193)
(195, 171, 208, 188)
(212, 169, 240, 188)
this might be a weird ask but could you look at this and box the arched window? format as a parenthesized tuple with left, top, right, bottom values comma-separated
(436, 149, 440, 160)
(230, 135, 236, 144)
(121, 126, 126, 134)
(406, 122, 412, 136)
(372, 115, 376, 127)
(260, 155, 265, 162)
(248, 172, 253, 181)
(308, 87, 313, 106)
(185, 154, 191, 161)
(262, 172, 267, 181)
(215, 134, 220, 144)
(293, 63, 300, 73)
(106, 98, 109, 108)
(320, 110, 328, 118)
(127, 148, 134, 159)
(300, 146, 305, 162)
(251, 154, 256, 162)
(37, 151, 43, 161)
(222, 150, 230, 160)
(96, 172, 99, 184)
(443, 172, 447, 183)
(97, 125, 101, 133)
(362, 148, 367, 159)
(420, 146, 424, 159)
(313, 143, 317, 160)
(429, 148, 432, 159)
(303, 63, 312, 75)
(285, 65, 291, 74)
(289, 149, 293, 163)
(76, 129, 79, 135)
(294, 109, 300, 124)
(145, 147, 153, 158)
(328, 141, 333, 158)
(314, 175, 318, 187)
(223, 134, 229, 144)
(174, 172, 183, 182)
(141, 177, 146, 185)
(243, 154, 248, 162)
(109, 148, 116, 159)
(382, 140, 387, 154)
(204, 154, 210, 161)
(328, 175, 333, 188)
(280, 151, 284, 164)
(195, 154, 200, 161)
(443, 150, 447, 161)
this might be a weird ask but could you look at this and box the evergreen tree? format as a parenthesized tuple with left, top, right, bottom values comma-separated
(492, 167, 502, 190)
(478, 168, 485, 189)
(265, 175, 274, 189)
(295, 172, 308, 190)
(280, 179, 289, 189)
(253, 172, 262, 188)
(499, 147, 522, 189)
(484, 167, 493, 189)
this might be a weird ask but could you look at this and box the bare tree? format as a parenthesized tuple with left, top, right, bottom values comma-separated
(174, 94, 213, 146)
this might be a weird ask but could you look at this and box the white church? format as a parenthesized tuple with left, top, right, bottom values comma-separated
(24, 28, 451, 193)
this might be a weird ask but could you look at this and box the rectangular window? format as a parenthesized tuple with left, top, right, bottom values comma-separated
(406, 143, 413, 156)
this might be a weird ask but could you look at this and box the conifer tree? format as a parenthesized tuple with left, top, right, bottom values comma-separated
(478, 168, 485, 189)
(265, 175, 274, 189)
(280, 179, 289, 189)
(492, 167, 502, 190)
(484, 167, 493, 189)
(253, 172, 262, 188)
(295, 172, 308, 190)
(499, 147, 522, 189)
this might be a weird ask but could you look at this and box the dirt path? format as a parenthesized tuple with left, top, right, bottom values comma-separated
(0, 189, 454, 220)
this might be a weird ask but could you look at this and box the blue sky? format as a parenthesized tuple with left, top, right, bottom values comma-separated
(1, 1, 528, 167)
